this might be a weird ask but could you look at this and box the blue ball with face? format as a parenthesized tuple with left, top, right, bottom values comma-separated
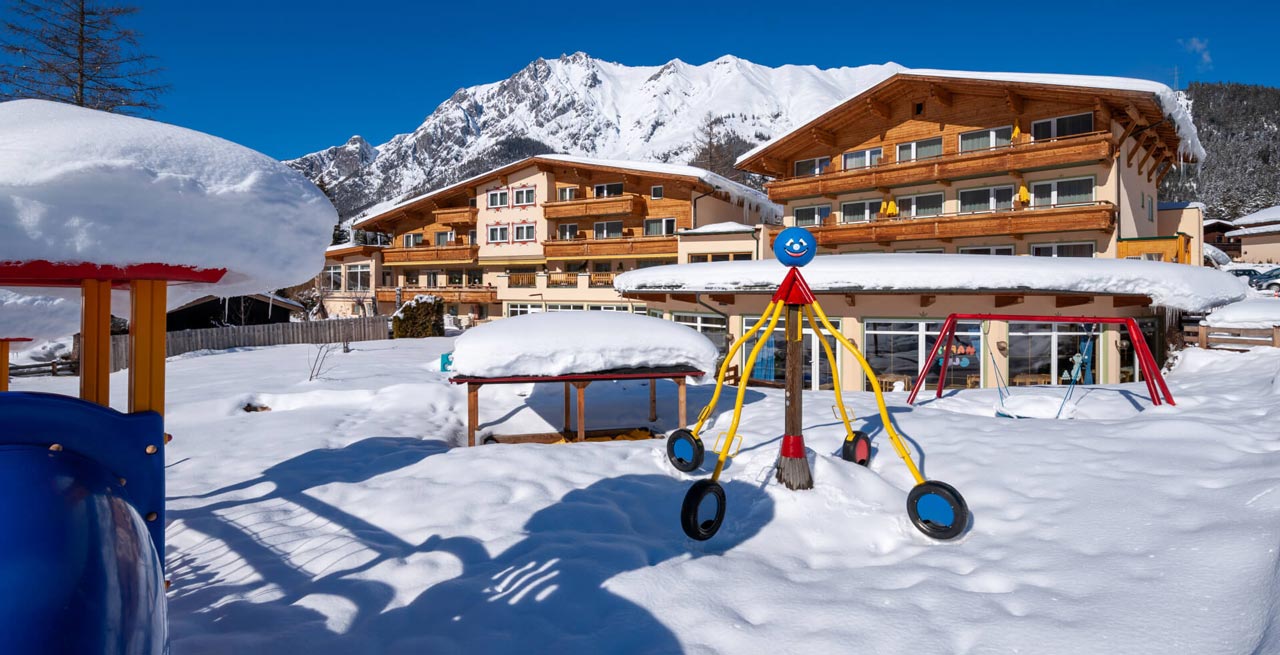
(773, 226, 817, 267)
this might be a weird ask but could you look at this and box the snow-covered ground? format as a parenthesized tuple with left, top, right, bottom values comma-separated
(13, 339, 1280, 654)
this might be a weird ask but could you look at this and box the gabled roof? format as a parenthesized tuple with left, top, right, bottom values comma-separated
(1231, 205, 1280, 227)
(735, 68, 1203, 176)
(353, 155, 779, 232)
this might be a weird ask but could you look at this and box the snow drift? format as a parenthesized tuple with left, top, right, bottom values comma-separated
(1204, 298, 1280, 329)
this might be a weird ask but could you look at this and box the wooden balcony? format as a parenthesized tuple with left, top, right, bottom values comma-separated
(382, 244, 478, 265)
(1117, 233, 1193, 264)
(589, 272, 616, 287)
(375, 286, 496, 305)
(508, 273, 537, 288)
(802, 202, 1117, 248)
(547, 273, 579, 288)
(543, 235, 678, 260)
(433, 206, 478, 226)
(768, 131, 1116, 201)
(543, 193, 645, 220)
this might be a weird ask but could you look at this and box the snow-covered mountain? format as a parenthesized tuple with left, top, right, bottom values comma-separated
(288, 53, 903, 219)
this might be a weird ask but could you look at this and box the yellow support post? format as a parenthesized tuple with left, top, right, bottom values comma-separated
(803, 306, 856, 438)
(129, 279, 167, 415)
(710, 301, 785, 482)
(691, 300, 778, 436)
(80, 279, 112, 406)
(0, 341, 9, 392)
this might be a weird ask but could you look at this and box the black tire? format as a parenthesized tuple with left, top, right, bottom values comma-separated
(906, 480, 969, 540)
(1269, 283, 1280, 293)
(680, 479, 726, 541)
(841, 431, 872, 467)
(482, 436, 499, 445)
(666, 429, 704, 473)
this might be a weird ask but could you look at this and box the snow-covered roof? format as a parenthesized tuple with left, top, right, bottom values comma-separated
(1225, 223, 1280, 239)
(1230, 205, 1280, 228)
(615, 253, 1248, 312)
(450, 311, 718, 378)
(1203, 298, 1280, 329)
(737, 68, 1205, 167)
(679, 221, 758, 236)
(1202, 219, 1236, 228)
(354, 154, 782, 228)
(0, 100, 336, 301)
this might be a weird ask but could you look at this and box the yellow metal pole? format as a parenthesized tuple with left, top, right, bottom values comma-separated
(0, 341, 9, 392)
(80, 279, 112, 406)
(803, 306, 856, 437)
(691, 300, 778, 436)
(129, 280, 167, 415)
(710, 301, 785, 482)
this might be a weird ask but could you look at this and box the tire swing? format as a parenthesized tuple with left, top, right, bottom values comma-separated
(680, 479, 726, 540)
(907, 480, 968, 540)
(666, 429, 703, 472)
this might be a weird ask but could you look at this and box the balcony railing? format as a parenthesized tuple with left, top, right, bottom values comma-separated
(543, 193, 646, 220)
(508, 273, 537, 288)
(589, 272, 616, 287)
(375, 285, 496, 305)
(543, 234, 677, 259)
(433, 206, 478, 225)
(795, 201, 1117, 247)
(768, 131, 1115, 201)
(383, 243, 479, 264)
(547, 272, 578, 288)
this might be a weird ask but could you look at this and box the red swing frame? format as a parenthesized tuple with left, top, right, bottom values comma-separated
(905, 313, 1174, 407)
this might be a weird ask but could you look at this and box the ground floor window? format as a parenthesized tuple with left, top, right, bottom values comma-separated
(958, 245, 1015, 256)
(1117, 318, 1161, 383)
(647, 309, 666, 319)
(864, 320, 983, 391)
(587, 305, 630, 311)
(1008, 322, 1100, 386)
(673, 313, 728, 335)
(546, 304, 584, 312)
(744, 316, 842, 390)
(506, 303, 543, 317)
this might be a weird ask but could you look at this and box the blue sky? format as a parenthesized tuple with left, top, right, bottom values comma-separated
(79, 0, 1273, 160)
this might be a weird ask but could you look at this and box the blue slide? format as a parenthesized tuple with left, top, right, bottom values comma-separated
(0, 392, 167, 653)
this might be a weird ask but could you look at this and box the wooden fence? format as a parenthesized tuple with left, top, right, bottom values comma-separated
(1185, 325, 1280, 351)
(67, 317, 390, 373)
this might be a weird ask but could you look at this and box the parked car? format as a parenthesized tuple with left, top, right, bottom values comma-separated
(1250, 269, 1280, 291)
(1228, 268, 1262, 282)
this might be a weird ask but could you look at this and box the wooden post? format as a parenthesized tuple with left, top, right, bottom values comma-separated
(80, 279, 112, 406)
(648, 378, 657, 422)
(675, 377, 687, 427)
(1197, 325, 1208, 349)
(784, 305, 803, 437)
(467, 383, 479, 447)
(1273, 326, 1280, 349)
(129, 280, 168, 414)
(563, 381, 571, 434)
(574, 381, 588, 442)
(0, 341, 8, 393)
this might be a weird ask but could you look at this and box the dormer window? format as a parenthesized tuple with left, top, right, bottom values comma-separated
(1031, 113, 1094, 140)
(593, 182, 624, 197)
(793, 157, 830, 177)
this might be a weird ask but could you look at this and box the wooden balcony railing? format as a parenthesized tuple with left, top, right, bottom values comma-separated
(383, 244, 478, 265)
(589, 272, 616, 287)
(1117, 233, 1193, 264)
(543, 235, 677, 259)
(543, 193, 645, 220)
(798, 201, 1117, 248)
(768, 131, 1115, 201)
(547, 273, 579, 288)
(375, 285, 496, 305)
(508, 273, 537, 288)
(433, 206, 478, 225)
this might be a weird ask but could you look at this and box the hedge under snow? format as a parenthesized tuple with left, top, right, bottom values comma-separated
(449, 311, 718, 378)
(614, 253, 1248, 313)
(0, 99, 336, 301)
(1203, 298, 1280, 329)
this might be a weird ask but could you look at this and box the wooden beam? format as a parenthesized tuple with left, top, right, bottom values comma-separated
(994, 294, 1024, 308)
(709, 293, 735, 305)
(1094, 98, 1113, 128)
(467, 383, 479, 447)
(1055, 295, 1093, 308)
(1113, 295, 1152, 308)
(811, 127, 836, 147)
(936, 179, 951, 187)
(930, 84, 953, 107)
(1124, 103, 1144, 125)
(1005, 90, 1025, 115)
(649, 379, 657, 422)
(1115, 120, 1139, 155)
(867, 97, 891, 120)
(80, 279, 111, 407)
(675, 377, 688, 427)
(1137, 142, 1155, 176)
(920, 294, 936, 308)
(671, 293, 697, 304)
(0, 342, 8, 393)
(574, 381, 588, 442)
(1149, 159, 1169, 183)
(1127, 132, 1154, 167)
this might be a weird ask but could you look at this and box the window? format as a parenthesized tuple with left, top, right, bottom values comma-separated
(513, 223, 536, 242)
(594, 220, 623, 239)
(434, 231, 454, 247)
(321, 265, 342, 290)
(346, 264, 370, 291)
(898, 193, 944, 218)
(688, 252, 752, 263)
(793, 157, 831, 177)
(512, 187, 536, 206)
(897, 137, 943, 162)
(507, 303, 542, 317)
(1031, 113, 1094, 140)
(865, 320, 983, 391)
(487, 190, 508, 208)
(647, 308, 665, 319)
(403, 233, 424, 248)
(404, 270, 419, 286)
(558, 187, 577, 201)
(594, 183, 624, 197)
(448, 270, 464, 286)
(745, 315, 843, 390)
(1031, 242, 1095, 258)
(841, 199, 881, 223)
(468, 229, 476, 245)
(1147, 194, 1155, 222)
(958, 245, 1015, 255)
(487, 224, 509, 243)
(467, 269, 483, 286)
(644, 217, 676, 236)
(842, 148, 882, 170)
(557, 223, 578, 240)
(1031, 177, 1093, 208)
(958, 186, 1014, 214)
(546, 304, 584, 312)
(651, 185, 664, 199)
(588, 305, 631, 312)
(673, 313, 729, 335)
(959, 126, 1013, 153)
(794, 205, 831, 227)
(1008, 322, 1099, 386)
(634, 258, 676, 268)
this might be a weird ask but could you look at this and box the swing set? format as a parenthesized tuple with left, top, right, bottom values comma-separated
(905, 313, 1175, 411)
(665, 227, 969, 543)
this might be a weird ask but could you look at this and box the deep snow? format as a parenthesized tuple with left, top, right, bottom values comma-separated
(13, 340, 1280, 654)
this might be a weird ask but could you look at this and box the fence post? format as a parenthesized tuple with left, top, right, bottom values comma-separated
(1273, 326, 1280, 349)
(1197, 325, 1208, 349)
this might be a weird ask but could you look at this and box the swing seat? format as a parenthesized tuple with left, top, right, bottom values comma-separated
(995, 391, 1079, 419)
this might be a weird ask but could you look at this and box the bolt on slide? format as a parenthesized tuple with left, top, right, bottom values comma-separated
(665, 227, 969, 542)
